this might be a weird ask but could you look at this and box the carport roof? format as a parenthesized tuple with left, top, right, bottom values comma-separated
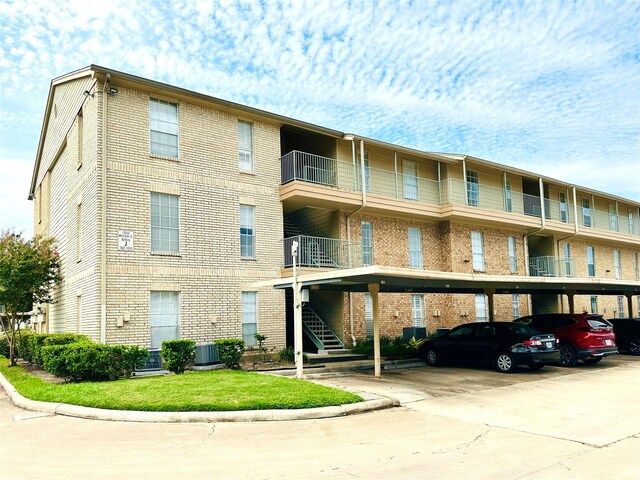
(255, 266, 640, 296)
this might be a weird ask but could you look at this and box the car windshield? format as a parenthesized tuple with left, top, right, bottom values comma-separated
(586, 317, 612, 329)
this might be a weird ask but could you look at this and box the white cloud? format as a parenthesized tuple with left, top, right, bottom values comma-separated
(0, 159, 34, 238)
(0, 0, 638, 202)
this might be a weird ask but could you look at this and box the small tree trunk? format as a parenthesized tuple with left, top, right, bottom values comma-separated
(8, 312, 17, 366)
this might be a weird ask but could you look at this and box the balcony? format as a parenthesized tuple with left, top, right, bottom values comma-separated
(280, 151, 639, 237)
(529, 256, 577, 278)
(284, 235, 362, 269)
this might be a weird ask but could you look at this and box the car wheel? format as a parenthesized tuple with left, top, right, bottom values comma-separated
(528, 363, 545, 371)
(629, 338, 640, 355)
(582, 357, 602, 365)
(558, 344, 578, 367)
(425, 349, 439, 366)
(495, 353, 517, 373)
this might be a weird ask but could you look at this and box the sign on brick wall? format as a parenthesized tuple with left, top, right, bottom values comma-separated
(118, 230, 134, 251)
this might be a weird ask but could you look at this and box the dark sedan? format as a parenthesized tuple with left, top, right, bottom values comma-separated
(418, 322, 560, 373)
(607, 318, 640, 355)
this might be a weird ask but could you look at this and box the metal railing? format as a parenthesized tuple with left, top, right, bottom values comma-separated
(284, 235, 362, 269)
(529, 256, 577, 277)
(280, 151, 639, 237)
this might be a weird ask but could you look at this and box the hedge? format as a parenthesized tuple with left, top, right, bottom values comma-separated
(41, 343, 148, 381)
(21, 333, 90, 367)
(214, 338, 245, 369)
(161, 339, 196, 374)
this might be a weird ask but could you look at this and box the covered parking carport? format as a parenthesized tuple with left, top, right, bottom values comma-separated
(255, 265, 640, 378)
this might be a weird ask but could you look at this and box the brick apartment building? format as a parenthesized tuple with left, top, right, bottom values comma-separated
(29, 65, 640, 356)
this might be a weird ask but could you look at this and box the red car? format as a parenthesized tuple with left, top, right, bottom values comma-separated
(514, 313, 617, 367)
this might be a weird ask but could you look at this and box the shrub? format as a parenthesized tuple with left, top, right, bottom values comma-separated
(23, 334, 50, 365)
(25, 333, 90, 367)
(0, 333, 9, 358)
(276, 346, 295, 363)
(214, 338, 245, 369)
(41, 343, 149, 381)
(161, 339, 196, 374)
(351, 336, 414, 359)
(16, 330, 33, 361)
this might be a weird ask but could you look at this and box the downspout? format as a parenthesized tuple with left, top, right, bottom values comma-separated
(345, 138, 368, 346)
(100, 74, 110, 344)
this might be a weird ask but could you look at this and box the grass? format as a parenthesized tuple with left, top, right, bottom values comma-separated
(0, 357, 362, 412)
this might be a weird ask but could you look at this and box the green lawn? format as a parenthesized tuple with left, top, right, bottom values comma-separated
(0, 358, 362, 411)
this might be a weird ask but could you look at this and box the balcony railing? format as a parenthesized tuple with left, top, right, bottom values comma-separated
(280, 151, 639, 237)
(284, 235, 362, 269)
(529, 256, 577, 278)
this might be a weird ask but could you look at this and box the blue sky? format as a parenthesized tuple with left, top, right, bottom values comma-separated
(1, 0, 639, 238)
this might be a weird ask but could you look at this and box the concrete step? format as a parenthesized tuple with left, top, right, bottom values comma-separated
(306, 352, 369, 364)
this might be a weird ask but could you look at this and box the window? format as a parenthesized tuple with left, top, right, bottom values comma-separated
(586, 246, 595, 277)
(563, 243, 572, 277)
(629, 211, 635, 235)
(150, 291, 179, 349)
(240, 205, 255, 258)
(512, 295, 520, 320)
(475, 294, 488, 322)
(634, 252, 639, 280)
(76, 202, 82, 262)
(242, 292, 257, 346)
(362, 221, 373, 266)
(590, 296, 598, 314)
(408, 227, 423, 269)
(466, 170, 479, 207)
(582, 198, 591, 227)
(403, 160, 418, 200)
(614, 250, 621, 279)
(617, 296, 625, 318)
(504, 178, 512, 212)
(609, 205, 618, 232)
(471, 231, 484, 271)
(364, 293, 373, 337)
(149, 98, 178, 157)
(559, 192, 568, 223)
(508, 236, 517, 273)
(238, 120, 253, 172)
(151, 193, 179, 253)
(411, 294, 425, 328)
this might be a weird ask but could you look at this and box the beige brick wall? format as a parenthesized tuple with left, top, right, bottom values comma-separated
(338, 214, 531, 341)
(102, 85, 285, 348)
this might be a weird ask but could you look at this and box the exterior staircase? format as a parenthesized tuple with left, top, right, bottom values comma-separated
(302, 305, 344, 353)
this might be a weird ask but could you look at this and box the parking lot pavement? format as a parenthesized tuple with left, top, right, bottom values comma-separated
(312, 354, 640, 447)
(1, 355, 639, 479)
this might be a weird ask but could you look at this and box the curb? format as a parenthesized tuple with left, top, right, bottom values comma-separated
(0, 371, 399, 423)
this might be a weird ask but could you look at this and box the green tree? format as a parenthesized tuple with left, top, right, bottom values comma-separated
(0, 231, 62, 366)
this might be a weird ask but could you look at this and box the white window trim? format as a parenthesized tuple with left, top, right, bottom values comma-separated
(149, 98, 179, 159)
(238, 120, 254, 173)
(408, 227, 423, 269)
(242, 292, 258, 346)
(240, 204, 256, 259)
(362, 221, 373, 266)
(471, 231, 485, 271)
(150, 291, 180, 350)
(151, 192, 180, 254)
